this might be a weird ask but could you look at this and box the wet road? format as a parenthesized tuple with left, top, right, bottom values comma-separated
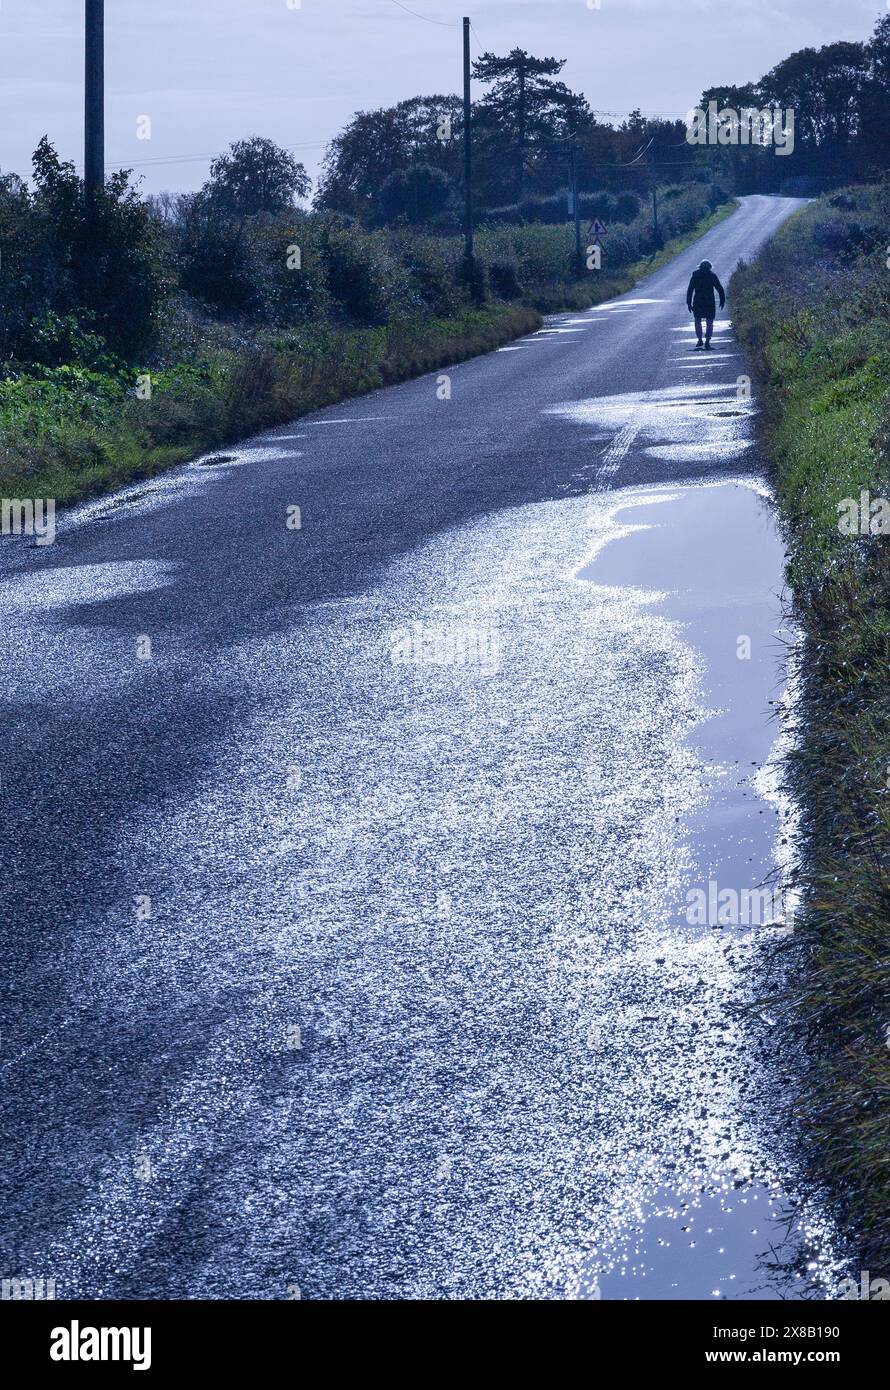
(0, 195, 843, 1299)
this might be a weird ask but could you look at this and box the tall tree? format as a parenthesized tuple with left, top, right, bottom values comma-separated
(471, 49, 590, 201)
(203, 137, 310, 217)
(759, 42, 867, 174)
(697, 83, 769, 193)
(315, 96, 464, 218)
(860, 15, 890, 173)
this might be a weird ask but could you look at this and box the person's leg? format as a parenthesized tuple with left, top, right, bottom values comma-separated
(704, 317, 714, 347)
(694, 316, 704, 346)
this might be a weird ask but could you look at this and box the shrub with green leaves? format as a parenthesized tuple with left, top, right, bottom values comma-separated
(320, 220, 422, 325)
(0, 139, 168, 364)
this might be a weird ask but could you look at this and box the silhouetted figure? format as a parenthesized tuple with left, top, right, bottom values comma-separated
(686, 260, 725, 349)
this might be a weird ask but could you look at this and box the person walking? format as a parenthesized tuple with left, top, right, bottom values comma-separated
(686, 259, 725, 349)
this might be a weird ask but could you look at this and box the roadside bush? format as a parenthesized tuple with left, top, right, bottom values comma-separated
(391, 232, 464, 317)
(487, 258, 523, 299)
(653, 185, 711, 241)
(481, 188, 643, 228)
(177, 198, 267, 318)
(495, 223, 574, 284)
(257, 212, 333, 326)
(321, 221, 420, 325)
(14, 312, 117, 372)
(0, 140, 168, 364)
(813, 214, 882, 263)
(378, 165, 454, 225)
(613, 192, 642, 222)
(481, 193, 564, 225)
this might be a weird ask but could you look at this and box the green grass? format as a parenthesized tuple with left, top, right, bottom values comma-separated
(730, 183, 890, 1272)
(0, 304, 541, 505)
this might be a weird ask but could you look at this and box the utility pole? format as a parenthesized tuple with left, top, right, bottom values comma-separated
(650, 153, 659, 244)
(570, 137, 583, 276)
(85, 0, 105, 204)
(462, 17, 474, 270)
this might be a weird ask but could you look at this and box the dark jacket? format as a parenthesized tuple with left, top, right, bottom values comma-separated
(686, 267, 725, 316)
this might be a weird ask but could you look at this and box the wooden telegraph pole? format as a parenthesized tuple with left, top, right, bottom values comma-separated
(85, 0, 105, 203)
(571, 138, 583, 275)
(462, 17, 474, 270)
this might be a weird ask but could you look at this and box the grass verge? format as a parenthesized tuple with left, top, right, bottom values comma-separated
(730, 183, 890, 1271)
(0, 304, 540, 505)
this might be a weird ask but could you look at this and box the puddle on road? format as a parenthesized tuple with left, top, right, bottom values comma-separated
(572, 479, 845, 1300)
(578, 1180, 831, 1301)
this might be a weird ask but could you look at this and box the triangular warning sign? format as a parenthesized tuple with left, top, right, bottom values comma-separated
(587, 218, 607, 238)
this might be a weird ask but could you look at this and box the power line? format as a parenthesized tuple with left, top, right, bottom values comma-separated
(90, 140, 328, 173)
(622, 136, 654, 167)
(592, 108, 692, 119)
(385, 0, 459, 26)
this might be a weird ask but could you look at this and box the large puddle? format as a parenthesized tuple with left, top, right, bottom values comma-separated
(573, 478, 842, 1299)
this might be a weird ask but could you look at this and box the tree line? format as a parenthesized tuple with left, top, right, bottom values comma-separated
(316, 15, 890, 224)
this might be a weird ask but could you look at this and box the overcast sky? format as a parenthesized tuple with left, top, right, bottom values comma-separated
(0, 0, 882, 195)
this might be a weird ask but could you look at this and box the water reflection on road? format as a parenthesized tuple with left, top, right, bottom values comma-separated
(572, 479, 843, 1300)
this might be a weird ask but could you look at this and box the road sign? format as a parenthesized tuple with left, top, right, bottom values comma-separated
(587, 217, 607, 241)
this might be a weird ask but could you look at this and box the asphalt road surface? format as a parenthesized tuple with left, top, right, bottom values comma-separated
(1, 195, 840, 1300)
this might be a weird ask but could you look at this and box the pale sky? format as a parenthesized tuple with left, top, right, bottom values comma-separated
(0, 0, 882, 195)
